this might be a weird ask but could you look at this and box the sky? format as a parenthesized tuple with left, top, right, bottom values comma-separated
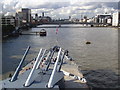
(0, 0, 120, 19)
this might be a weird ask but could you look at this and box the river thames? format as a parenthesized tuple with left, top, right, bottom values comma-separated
(2, 24, 119, 88)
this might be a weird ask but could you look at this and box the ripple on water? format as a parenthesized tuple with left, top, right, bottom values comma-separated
(80, 69, 120, 88)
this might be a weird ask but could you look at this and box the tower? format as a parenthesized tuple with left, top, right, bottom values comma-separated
(35, 13, 38, 21)
(42, 12, 44, 17)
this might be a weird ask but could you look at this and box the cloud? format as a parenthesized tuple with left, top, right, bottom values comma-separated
(36, 2, 70, 9)
(103, 2, 118, 9)
(0, 0, 119, 18)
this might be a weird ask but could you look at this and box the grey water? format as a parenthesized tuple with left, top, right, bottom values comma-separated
(2, 24, 119, 88)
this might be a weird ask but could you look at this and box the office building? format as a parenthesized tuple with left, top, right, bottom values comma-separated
(112, 12, 120, 26)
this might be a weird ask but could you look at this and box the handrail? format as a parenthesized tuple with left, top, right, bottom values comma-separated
(10, 46, 30, 82)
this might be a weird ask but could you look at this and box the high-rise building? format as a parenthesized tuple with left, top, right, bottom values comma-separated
(15, 8, 32, 27)
(112, 12, 120, 26)
(2, 16, 15, 26)
(15, 12, 23, 27)
(22, 8, 31, 23)
(94, 14, 112, 24)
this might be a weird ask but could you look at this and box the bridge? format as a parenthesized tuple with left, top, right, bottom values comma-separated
(37, 21, 111, 26)
(35, 21, 111, 28)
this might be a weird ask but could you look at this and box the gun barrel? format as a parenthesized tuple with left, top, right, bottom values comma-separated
(10, 46, 30, 82)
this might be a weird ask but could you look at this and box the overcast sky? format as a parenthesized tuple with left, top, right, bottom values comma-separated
(0, 0, 119, 19)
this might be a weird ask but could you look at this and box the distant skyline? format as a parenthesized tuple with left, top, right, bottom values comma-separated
(0, 0, 120, 19)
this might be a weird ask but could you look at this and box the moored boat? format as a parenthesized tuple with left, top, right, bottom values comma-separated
(39, 29, 47, 36)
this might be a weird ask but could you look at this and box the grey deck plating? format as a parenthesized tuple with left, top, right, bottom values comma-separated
(2, 69, 63, 88)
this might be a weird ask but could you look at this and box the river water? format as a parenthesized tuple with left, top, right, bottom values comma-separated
(2, 24, 120, 88)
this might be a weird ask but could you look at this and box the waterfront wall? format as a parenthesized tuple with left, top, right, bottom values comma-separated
(2, 25, 15, 37)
